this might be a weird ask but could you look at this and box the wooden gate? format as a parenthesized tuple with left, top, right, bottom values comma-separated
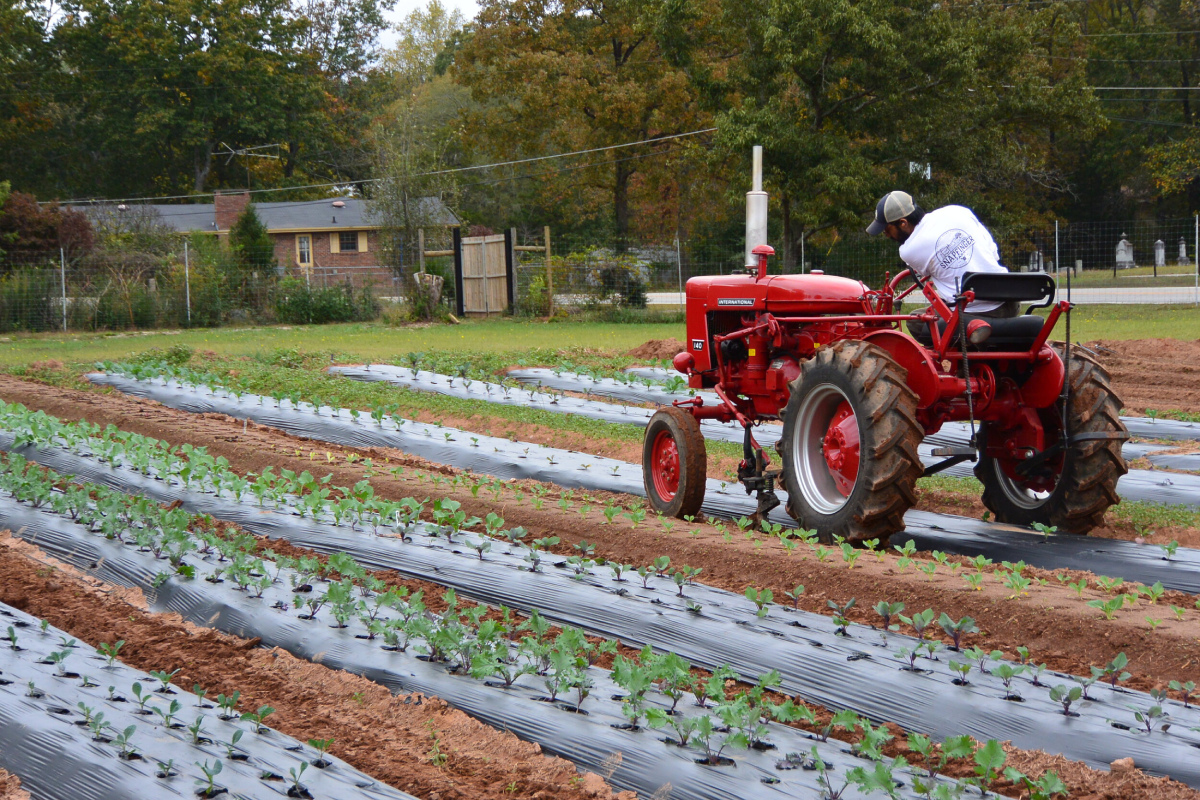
(454, 230, 514, 316)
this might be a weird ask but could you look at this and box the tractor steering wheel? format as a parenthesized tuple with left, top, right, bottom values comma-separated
(887, 269, 922, 303)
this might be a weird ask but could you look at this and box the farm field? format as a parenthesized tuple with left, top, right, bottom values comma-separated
(2, 329, 1200, 800)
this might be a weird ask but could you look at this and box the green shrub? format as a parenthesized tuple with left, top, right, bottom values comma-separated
(272, 278, 379, 325)
(0, 268, 58, 332)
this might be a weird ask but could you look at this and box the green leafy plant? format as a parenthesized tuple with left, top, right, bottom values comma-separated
(745, 586, 773, 618)
(241, 704, 276, 734)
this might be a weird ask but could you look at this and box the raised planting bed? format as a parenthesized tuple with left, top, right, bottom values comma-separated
(0, 457, 995, 800)
(0, 602, 418, 800)
(79, 373, 1200, 593)
(0, 417, 1197, 788)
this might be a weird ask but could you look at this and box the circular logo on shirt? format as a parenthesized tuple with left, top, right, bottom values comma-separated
(932, 229, 975, 279)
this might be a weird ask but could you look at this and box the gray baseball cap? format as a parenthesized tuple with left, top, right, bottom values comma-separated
(866, 191, 916, 235)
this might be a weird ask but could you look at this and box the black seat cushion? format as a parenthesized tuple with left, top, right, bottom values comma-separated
(908, 314, 1046, 351)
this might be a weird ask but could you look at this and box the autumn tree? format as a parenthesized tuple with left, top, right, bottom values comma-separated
(655, 0, 1101, 269)
(453, 0, 713, 240)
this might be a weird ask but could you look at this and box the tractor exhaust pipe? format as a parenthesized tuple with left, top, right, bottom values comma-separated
(745, 145, 768, 268)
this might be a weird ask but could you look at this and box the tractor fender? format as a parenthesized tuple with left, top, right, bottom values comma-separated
(1021, 345, 1065, 408)
(860, 330, 941, 408)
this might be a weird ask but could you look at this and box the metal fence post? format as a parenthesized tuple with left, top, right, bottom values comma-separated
(184, 239, 192, 324)
(1054, 220, 1059, 279)
(800, 231, 806, 274)
(59, 248, 67, 332)
(1194, 214, 1198, 307)
(544, 226, 553, 317)
(675, 236, 684, 306)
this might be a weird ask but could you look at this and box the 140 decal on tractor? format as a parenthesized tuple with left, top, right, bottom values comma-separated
(642, 245, 1129, 545)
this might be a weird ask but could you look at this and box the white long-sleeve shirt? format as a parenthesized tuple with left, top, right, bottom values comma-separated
(897, 205, 1007, 312)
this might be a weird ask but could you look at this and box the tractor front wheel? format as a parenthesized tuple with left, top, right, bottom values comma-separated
(643, 407, 707, 519)
(778, 340, 924, 544)
(976, 346, 1127, 533)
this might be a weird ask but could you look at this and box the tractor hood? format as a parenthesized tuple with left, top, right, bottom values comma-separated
(687, 272, 870, 315)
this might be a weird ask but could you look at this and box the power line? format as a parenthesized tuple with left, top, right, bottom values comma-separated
(51, 128, 717, 205)
(1082, 30, 1200, 37)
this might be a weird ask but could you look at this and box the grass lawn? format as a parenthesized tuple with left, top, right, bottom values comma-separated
(1038, 303, 1200, 341)
(0, 317, 685, 368)
(0, 302, 1193, 370)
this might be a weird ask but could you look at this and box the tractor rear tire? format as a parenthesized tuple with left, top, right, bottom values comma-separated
(643, 407, 707, 519)
(976, 345, 1127, 534)
(778, 340, 924, 544)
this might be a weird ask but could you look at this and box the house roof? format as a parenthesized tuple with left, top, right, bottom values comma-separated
(71, 196, 459, 233)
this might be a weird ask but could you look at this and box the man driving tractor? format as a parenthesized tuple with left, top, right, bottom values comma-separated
(866, 191, 1019, 337)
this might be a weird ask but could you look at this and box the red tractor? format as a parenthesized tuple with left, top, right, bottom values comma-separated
(642, 245, 1128, 544)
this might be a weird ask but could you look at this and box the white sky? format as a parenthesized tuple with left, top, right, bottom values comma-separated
(379, 0, 480, 51)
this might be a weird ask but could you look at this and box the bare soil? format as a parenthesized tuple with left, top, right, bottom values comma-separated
(1085, 338, 1200, 417)
(624, 339, 686, 361)
(0, 532, 626, 800)
(2, 376, 1199, 693)
(0, 770, 28, 800)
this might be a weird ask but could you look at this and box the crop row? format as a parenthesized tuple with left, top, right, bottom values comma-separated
(80, 365, 1200, 597)
(0, 601, 415, 800)
(0, 449, 1026, 800)
(6, 399, 1199, 653)
(3, 404, 1200, 790)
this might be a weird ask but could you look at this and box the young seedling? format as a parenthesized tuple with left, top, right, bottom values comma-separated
(5, 626, 17, 650)
(827, 598, 856, 635)
(746, 586, 773, 618)
(150, 668, 180, 692)
(308, 738, 335, 767)
(1169, 680, 1195, 707)
(154, 699, 183, 728)
(993, 662, 1026, 699)
(97, 640, 125, 668)
(1067, 579, 1087, 598)
(785, 585, 805, 609)
(937, 613, 978, 650)
(1131, 691, 1169, 734)
(1050, 683, 1083, 715)
(223, 729, 244, 759)
(899, 608, 935, 641)
(1032, 522, 1057, 541)
(1087, 595, 1124, 620)
(1161, 539, 1180, 561)
(195, 759, 223, 797)
(216, 690, 241, 720)
(111, 724, 137, 759)
(1139, 581, 1166, 604)
(1094, 652, 1131, 689)
(241, 704, 276, 733)
(973, 739, 1007, 790)
(949, 660, 972, 685)
(188, 715, 206, 744)
(873, 601, 904, 632)
(288, 761, 309, 794)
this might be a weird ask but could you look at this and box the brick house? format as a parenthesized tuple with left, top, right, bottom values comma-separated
(78, 190, 458, 289)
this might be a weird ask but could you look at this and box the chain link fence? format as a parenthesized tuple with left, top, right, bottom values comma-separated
(512, 217, 1200, 314)
(0, 216, 1196, 332)
(0, 247, 384, 332)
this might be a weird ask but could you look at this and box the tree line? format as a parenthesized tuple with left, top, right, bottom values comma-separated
(2, 0, 1198, 264)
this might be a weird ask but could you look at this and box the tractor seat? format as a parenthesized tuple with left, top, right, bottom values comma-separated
(910, 314, 1047, 351)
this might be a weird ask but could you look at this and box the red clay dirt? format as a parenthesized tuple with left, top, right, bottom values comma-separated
(0, 770, 28, 800)
(2, 375, 1199, 691)
(1085, 338, 1200, 417)
(624, 339, 686, 360)
(0, 532, 627, 800)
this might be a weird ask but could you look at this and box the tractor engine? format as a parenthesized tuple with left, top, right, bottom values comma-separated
(673, 271, 873, 418)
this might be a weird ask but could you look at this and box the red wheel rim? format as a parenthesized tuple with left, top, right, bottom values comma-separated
(651, 430, 681, 502)
(822, 401, 860, 497)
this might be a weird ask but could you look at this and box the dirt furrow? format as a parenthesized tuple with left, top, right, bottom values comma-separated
(0, 531, 622, 800)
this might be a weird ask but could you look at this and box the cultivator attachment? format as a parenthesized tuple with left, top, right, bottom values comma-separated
(738, 424, 781, 521)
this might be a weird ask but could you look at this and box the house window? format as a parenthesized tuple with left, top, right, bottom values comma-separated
(339, 231, 358, 253)
(297, 234, 312, 265)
